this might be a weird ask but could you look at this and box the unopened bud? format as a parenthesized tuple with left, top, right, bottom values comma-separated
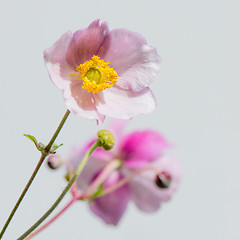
(47, 155, 63, 169)
(37, 142, 45, 151)
(97, 130, 115, 151)
(155, 171, 171, 189)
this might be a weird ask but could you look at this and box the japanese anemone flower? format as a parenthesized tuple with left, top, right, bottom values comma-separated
(67, 121, 181, 225)
(44, 19, 161, 123)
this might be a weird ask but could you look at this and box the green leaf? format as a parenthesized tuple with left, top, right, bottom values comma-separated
(50, 143, 63, 154)
(24, 134, 38, 148)
(24, 134, 46, 152)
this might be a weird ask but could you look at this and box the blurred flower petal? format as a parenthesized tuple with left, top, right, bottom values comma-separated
(89, 171, 129, 225)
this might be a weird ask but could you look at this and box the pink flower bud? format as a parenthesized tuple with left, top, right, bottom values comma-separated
(47, 155, 63, 170)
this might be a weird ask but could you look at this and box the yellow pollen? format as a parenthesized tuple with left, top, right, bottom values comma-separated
(73, 55, 118, 94)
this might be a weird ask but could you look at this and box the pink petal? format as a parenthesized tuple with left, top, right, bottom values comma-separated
(108, 120, 128, 141)
(129, 174, 164, 212)
(120, 130, 172, 168)
(44, 29, 105, 122)
(63, 80, 105, 122)
(99, 29, 161, 92)
(96, 86, 157, 119)
(129, 156, 181, 212)
(66, 19, 109, 68)
(154, 156, 182, 201)
(44, 31, 73, 89)
(122, 157, 152, 169)
(45, 34, 106, 122)
(106, 120, 129, 154)
(91, 148, 115, 162)
(89, 171, 129, 225)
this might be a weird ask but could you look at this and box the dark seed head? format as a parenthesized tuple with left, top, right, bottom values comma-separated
(155, 171, 171, 189)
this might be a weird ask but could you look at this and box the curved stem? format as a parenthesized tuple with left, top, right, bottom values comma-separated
(79, 166, 160, 200)
(17, 140, 100, 240)
(85, 159, 122, 195)
(0, 109, 70, 240)
(25, 196, 78, 240)
(100, 166, 160, 197)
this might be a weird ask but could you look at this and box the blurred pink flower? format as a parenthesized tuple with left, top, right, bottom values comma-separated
(68, 121, 181, 225)
(44, 19, 161, 123)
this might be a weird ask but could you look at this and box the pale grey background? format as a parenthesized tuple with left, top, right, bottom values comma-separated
(0, 0, 239, 239)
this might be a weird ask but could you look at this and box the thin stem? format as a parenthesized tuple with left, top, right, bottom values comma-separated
(85, 159, 122, 195)
(44, 110, 70, 153)
(25, 197, 78, 240)
(0, 109, 70, 240)
(17, 140, 100, 240)
(79, 166, 160, 201)
(100, 166, 160, 196)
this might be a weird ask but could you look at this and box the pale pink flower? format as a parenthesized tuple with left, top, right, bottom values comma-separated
(44, 20, 161, 123)
(68, 121, 181, 225)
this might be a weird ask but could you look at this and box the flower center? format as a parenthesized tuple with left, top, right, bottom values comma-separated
(85, 68, 101, 84)
(73, 55, 118, 94)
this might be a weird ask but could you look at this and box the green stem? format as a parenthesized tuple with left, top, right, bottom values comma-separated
(44, 110, 70, 154)
(0, 109, 70, 240)
(17, 140, 100, 240)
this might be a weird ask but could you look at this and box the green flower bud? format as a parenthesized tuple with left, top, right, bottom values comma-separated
(97, 130, 115, 151)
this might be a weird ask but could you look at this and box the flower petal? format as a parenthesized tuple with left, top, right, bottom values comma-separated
(108, 120, 128, 141)
(105, 120, 129, 155)
(66, 19, 109, 68)
(62, 80, 105, 122)
(129, 156, 181, 212)
(89, 171, 129, 225)
(96, 86, 157, 119)
(44, 31, 73, 89)
(99, 29, 161, 92)
(120, 130, 172, 168)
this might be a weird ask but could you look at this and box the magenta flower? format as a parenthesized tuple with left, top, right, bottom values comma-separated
(44, 20, 161, 123)
(68, 121, 181, 225)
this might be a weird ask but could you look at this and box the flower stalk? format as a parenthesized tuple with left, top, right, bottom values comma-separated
(85, 159, 122, 196)
(0, 109, 70, 239)
(100, 166, 160, 197)
(22, 163, 159, 238)
(17, 140, 100, 240)
(77, 166, 161, 201)
(25, 196, 78, 240)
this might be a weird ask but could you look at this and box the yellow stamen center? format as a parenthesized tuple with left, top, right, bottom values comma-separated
(73, 55, 118, 94)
